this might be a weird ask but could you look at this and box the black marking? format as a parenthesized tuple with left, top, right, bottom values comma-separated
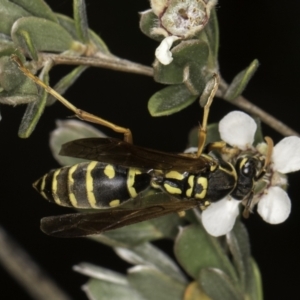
(55, 167, 73, 207)
(43, 171, 55, 202)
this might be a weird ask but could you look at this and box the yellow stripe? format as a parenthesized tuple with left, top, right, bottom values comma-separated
(240, 157, 248, 168)
(109, 199, 120, 207)
(165, 171, 184, 180)
(40, 174, 47, 200)
(86, 161, 98, 208)
(219, 163, 237, 177)
(186, 175, 195, 198)
(52, 169, 62, 205)
(201, 154, 218, 172)
(127, 168, 141, 198)
(164, 183, 182, 195)
(68, 164, 78, 207)
(104, 164, 115, 179)
(195, 177, 207, 199)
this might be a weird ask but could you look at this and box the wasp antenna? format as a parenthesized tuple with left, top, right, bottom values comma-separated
(10, 55, 133, 143)
(197, 73, 220, 157)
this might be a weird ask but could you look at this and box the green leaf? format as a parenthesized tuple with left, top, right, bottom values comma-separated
(224, 59, 259, 101)
(0, 55, 24, 91)
(73, 0, 89, 43)
(94, 213, 182, 247)
(18, 60, 51, 138)
(150, 40, 211, 116)
(226, 220, 252, 293)
(84, 279, 142, 300)
(154, 40, 209, 85)
(0, 37, 15, 51)
(198, 8, 219, 70)
(18, 90, 46, 138)
(199, 75, 218, 107)
(92, 222, 165, 248)
(128, 266, 186, 300)
(198, 268, 244, 300)
(56, 13, 110, 53)
(187, 127, 199, 149)
(0, 0, 30, 35)
(148, 84, 198, 117)
(0, 90, 38, 105)
(115, 242, 187, 283)
(187, 123, 220, 149)
(9, 0, 58, 23)
(0, 55, 38, 105)
(206, 123, 221, 144)
(50, 119, 106, 166)
(253, 117, 264, 145)
(74, 264, 141, 300)
(139, 9, 164, 42)
(11, 16, 82, 60)
(249, 259, 263, 300)
(185, 64, 207, 96)
(18, 89, 47, 138)
(46, 65, 88, 105)
(184, 282, 212, 300)
(205, 9, 219, 62)
(74, 262, 127, 283)
(174, 224, 238, 282)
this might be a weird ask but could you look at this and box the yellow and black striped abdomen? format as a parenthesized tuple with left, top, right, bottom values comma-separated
(33, 162, 151, 209)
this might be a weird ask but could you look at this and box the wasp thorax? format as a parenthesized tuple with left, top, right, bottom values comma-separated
(206, 161, 237, 202)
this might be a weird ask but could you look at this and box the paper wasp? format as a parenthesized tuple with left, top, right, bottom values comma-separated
(12, 55, 271, 238)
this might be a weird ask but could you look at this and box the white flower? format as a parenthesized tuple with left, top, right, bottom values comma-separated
(201, 197, 240, 237)
(155, 36, 180, 65)
(202, 111, 300, 236)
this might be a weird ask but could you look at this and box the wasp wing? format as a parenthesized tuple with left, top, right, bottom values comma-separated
(59, 137, 210, 172)
(41, 200, 199, 238)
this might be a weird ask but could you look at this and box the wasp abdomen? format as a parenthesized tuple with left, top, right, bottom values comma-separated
(33, 162, 151, 209)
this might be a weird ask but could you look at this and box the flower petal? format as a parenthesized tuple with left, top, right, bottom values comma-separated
(257, 186, 291, 224)
(201, 197, 240, 237)
(272, 136, 300, 173)
(219, 111, 257, 150)
(155, 36, 179, 65)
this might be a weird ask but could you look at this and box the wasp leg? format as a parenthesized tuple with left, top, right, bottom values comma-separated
(11, 55, 133, 143)
(197, 74, 220, 157)
(206, 141, 227, 153)
(242, 192, 254, 219)
(256, 136, 274, 179)
(206, 142, 241, 161)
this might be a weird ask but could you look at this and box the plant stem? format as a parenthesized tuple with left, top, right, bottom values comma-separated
(38, 52, 153, 77)
(217, 78, 299, 137)
(36, 53, 299, 137)
(0, 225, 71, 300)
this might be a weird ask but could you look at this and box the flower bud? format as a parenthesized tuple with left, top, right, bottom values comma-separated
(152, 0, 217, 38)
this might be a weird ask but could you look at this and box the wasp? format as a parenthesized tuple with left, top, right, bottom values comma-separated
(12, 56, 272, 238)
